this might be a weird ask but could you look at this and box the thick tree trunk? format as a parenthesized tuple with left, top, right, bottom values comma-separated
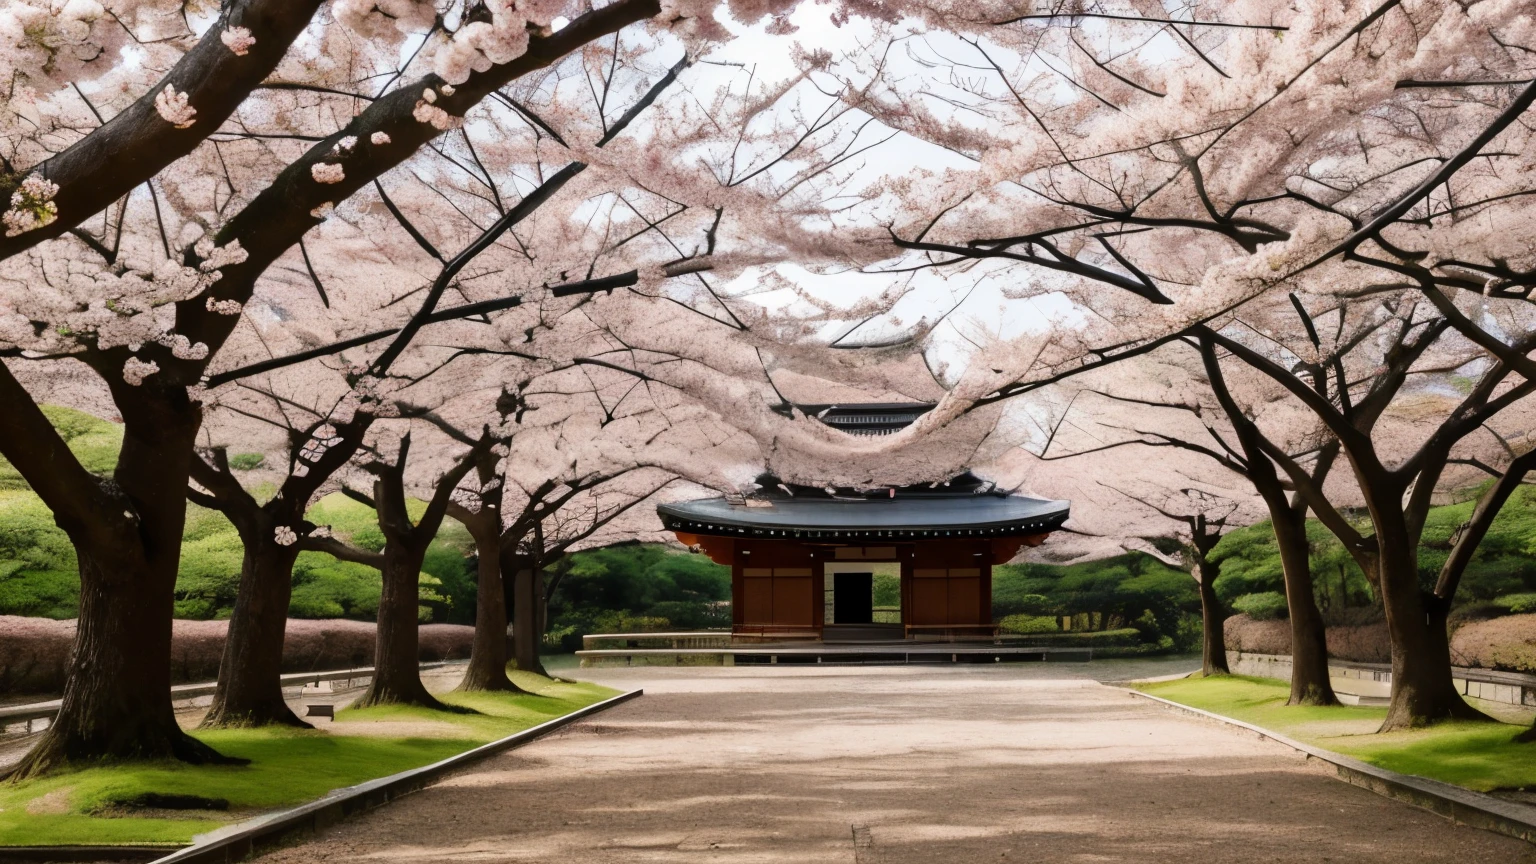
(6, 552, 235, 779)
(1271, 509, 1337, 706)
(353, 544, 443, 709)
(458, 522, 521, 692)
(6, 402, 235, 778)
(511, 563, 549, 678)
(1196, 572, 1229, 676)
(1375, 534, 1485, 730)
(202, 529, 308, 728)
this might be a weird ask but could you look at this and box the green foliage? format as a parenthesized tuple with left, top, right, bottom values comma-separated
(171, 504, 246, 620)
(643, 600, 731, 629)
(0, 675, 616, 846)
(1211, 486, 1536, 621)
(287, 553, 381, 619)
(1494, 593, 1536, 614)
(997, 613, 1058, 634)
(0, 492, 80, 618)
(993, 592, 1054, 617)
(1231, 591, 1289, 621)
(0, 407, 123, 618)
(1209, 518, 1375, 615)
(543, 544, 732, 649)
(226, 453, 265, 471)
(0, 406, 123, 493)
(1422, 486, 1536, 601)
(1139, 675, 1536, 793)
(0, 408, 473, 622)
(993, 553, 1197, 646)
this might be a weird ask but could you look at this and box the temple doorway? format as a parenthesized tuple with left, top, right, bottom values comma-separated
(824, 561, 902, 641)
(833, 572, 873, 624)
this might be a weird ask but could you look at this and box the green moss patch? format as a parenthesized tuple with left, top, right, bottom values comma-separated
(1136, 675, 1536, 793)
(0, 673, 617, 847)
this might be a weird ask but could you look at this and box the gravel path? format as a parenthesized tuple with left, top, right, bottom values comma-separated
(252, 662, 1536, 863)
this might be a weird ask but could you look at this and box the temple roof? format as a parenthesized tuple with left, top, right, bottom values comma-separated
(789, 402, 936, 436)
(657, 493, 1069, 541)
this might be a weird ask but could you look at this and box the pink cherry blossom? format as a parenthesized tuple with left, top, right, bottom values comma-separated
(221, 26, 256, 57)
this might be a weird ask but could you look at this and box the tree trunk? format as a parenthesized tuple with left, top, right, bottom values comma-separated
(6, 402, 235, 778)
(1374, 533, 1485, 730)
(511, 562, 549, 678)
(353, 544, 443, 709)
(202, 527, 308, 728)
(458, 519, 522, 692)
(1271, 508, 1337, 706)
(1196, 569, 1229, 676)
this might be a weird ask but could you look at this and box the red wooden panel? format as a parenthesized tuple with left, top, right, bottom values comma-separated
(910, 578, 948, 625)
(742, 577, 774, 625)
(773, 577, 814, 626)
(946, 577, 982, 625)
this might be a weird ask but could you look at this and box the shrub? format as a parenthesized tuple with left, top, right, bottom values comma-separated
(1223, 612, 1392, 663)
(289, 554, 381, 620)
(1231, 591, 1289, 621)
(644, 600, 730, 630)
(992, 552, 1197, 644)
(227, 453, 265, 471)
(1171, 612, 1203, 653)
(998, 614, 1059, 634)
(1223, 614, 1291, 654)
(1450, 614, 1536, 673)
(991, 592, 1055, 618)
(1495, 593, 1536, 614)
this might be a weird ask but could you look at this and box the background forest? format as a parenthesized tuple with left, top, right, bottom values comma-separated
(7, 407, 1536, 656)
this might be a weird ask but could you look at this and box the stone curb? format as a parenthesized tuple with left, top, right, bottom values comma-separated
(142, 688, 643, 864)
(1122, 687, 1536, 845)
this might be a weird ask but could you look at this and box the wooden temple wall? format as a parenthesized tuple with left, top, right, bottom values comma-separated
(733, 539, 822, 634)
(728, 538, 1002, 636)
(907, 539, 993, 630)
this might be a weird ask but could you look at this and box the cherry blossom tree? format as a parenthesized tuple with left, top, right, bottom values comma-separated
(341, 425, 494, 709)
(841, 0, 1536, 728)
(1002, 357, 1266, 679)
(1, 0, 889, 776)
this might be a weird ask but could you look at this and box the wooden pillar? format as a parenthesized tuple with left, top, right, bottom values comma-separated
(731, 555, 744, 631)
(811, 549, 825, 632)
(901, 548, 915, 637)
(981, 555, 993, 625)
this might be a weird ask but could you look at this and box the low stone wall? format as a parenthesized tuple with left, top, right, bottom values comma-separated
(1225, 612, 1536, 672)
(1228, 650, 1536, 709)
(0, 616, 501, 696)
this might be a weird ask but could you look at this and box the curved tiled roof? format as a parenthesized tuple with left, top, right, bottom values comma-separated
(657, 494, 1069, 542)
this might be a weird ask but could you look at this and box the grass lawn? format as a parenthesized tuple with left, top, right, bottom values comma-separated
(1136, 675, 1536, 793)
(0, 671, 616, 847)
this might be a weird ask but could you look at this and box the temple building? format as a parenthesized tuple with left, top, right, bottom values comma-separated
(656, 404, 1070, 642)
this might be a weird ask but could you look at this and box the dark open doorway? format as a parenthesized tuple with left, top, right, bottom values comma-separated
(833, 572, 874, 625)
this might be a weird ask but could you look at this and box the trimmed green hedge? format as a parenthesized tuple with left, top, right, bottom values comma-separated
(998, 614, 1059, 634)
(1231, 591, 1288, 621)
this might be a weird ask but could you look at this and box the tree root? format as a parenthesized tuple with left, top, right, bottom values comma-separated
(199, 701, 314, 731)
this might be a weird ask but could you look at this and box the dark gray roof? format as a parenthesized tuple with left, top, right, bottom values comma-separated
(657, 494, 1069, 541)
(786, 402, 936, 436)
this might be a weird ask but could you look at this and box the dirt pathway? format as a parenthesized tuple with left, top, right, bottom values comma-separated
(252, 663, 1536, 863)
